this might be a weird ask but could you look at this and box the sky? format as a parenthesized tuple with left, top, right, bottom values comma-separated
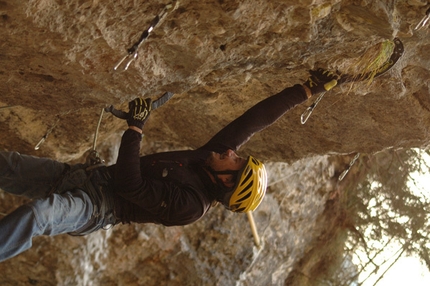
(363, 256, 430, 286)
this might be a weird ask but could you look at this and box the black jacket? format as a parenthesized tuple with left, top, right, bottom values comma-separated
(110, 84, 307, 226)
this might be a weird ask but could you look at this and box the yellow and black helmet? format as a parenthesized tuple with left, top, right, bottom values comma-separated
(223, 156, 267, 212)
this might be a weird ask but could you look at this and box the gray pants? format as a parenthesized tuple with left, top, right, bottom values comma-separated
(0, 151, 115, 262)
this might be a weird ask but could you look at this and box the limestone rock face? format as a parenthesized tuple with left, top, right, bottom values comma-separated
(1, 0, 429, 285)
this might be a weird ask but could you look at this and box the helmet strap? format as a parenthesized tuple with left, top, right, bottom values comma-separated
(203, 166, 237, 198)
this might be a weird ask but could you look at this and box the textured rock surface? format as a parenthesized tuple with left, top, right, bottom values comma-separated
(1, 0, 429, 285)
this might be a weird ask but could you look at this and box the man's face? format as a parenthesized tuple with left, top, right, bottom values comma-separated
(206, 149, 247, 188)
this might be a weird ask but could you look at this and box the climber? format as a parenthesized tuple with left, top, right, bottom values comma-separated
(0, 69, 339, 262)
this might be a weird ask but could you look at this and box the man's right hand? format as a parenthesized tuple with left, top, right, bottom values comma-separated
(303, 68, 340, 96)
(127, 98, 152, 130)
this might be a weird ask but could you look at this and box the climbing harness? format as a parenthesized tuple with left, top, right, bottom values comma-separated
(339, 153, 360, 181)
(105, 91, 174, 119)
(301, 37, 404, 124)
(114, 1, 179, 71)
(415, 7, 430, 31)
(34, 117, 60, 150)
(77, 107, 117, 233)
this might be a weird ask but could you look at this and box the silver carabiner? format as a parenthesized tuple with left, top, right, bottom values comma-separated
(34, 136, 47, 151)
(301, 91, 326, 124)
(415, 7, 430, 31)
(34, 118, 60, 150)
(339, 153, 361, 181)
(114, 51, 138, 71)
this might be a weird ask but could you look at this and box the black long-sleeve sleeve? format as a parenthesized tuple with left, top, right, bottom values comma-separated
(114, 129, 143, 194)
(200, 84, 308, 152)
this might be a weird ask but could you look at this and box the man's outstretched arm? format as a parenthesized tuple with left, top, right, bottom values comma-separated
(200, 84, 308, 152)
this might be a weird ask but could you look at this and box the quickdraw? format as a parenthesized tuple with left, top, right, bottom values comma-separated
(114, 1, 179, 71)
(34, 118, 60, 150)
(339, 153, 361, 181)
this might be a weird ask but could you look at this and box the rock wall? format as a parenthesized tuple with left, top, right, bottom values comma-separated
(1, 0, 430, 285)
